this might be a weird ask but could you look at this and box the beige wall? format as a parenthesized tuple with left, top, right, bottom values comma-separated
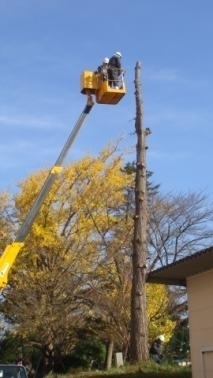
(187, 269, 213, 378)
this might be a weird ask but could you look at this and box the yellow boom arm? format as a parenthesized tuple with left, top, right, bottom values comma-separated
(0, 94, 94, 288)
(0, 68, 127, 289)
(0, 242, 24, 288)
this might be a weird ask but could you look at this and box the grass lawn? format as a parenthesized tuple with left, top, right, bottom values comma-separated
(46, 362, 192, 378)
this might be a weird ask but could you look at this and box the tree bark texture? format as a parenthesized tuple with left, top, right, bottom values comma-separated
(130, 61, 149, 362)
(106, 339, 114, 370)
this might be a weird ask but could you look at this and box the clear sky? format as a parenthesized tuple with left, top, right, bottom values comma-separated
(0, 1, 212, 202)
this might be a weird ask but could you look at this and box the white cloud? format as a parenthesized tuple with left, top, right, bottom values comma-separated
(149, 149, 189, 161)
(146, 107, 213, 131)
(0, 114, 63, 130)
(147, 68, 179, 82)
(145, 67, 208, 89)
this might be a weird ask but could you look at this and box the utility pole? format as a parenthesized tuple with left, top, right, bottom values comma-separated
(130, 61, 150, 361)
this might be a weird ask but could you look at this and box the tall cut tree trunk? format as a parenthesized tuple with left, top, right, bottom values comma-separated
(129, 61, 150, 362)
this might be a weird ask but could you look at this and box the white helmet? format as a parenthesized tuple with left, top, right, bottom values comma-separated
(114, 51, 122, 58)
(157, 335, 165, 342)
(103, 57, 109, 64)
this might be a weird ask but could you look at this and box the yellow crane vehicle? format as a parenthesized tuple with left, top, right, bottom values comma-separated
(0, 66, 126, 289)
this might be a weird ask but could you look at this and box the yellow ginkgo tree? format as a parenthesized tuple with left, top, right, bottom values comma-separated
(146, 283, 176, 344)
(1, 145, 176, 371)
(2, 147, 133, 367)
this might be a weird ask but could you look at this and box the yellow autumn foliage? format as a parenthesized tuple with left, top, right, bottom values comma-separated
(146, 283, 176, 343)
(4, 146, 176, 355)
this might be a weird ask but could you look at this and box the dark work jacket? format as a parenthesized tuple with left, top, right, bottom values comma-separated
(149, 340, 161, 356)
(109, 56, 121, 72)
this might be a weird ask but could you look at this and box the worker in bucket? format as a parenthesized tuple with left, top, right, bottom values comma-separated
(108, 51, 123, 88)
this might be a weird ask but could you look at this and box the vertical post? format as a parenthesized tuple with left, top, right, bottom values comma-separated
(130, 61, 150, 361)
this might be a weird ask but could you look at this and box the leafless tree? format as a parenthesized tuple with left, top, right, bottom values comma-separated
(148, 192, 213, 271)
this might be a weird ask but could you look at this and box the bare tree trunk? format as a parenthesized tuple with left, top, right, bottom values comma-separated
(129, 61, 149, 362)
(106, 339, 114, 370)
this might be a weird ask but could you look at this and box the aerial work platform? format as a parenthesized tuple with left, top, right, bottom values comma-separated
(0, 65, 126, 289)
(81, 70, 126, 105)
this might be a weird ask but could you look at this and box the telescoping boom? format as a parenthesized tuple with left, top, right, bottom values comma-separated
(0, 67, 126, 288)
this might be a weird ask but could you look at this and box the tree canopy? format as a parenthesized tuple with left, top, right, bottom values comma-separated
(0, 146, 213, 372)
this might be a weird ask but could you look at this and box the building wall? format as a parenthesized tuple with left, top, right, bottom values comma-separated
(187, 269, 213, 378)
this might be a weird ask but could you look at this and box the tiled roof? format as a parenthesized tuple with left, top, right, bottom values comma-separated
(146, 246, 213, 286)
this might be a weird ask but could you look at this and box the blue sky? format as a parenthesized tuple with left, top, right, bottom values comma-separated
(0, 1, 213, 202)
